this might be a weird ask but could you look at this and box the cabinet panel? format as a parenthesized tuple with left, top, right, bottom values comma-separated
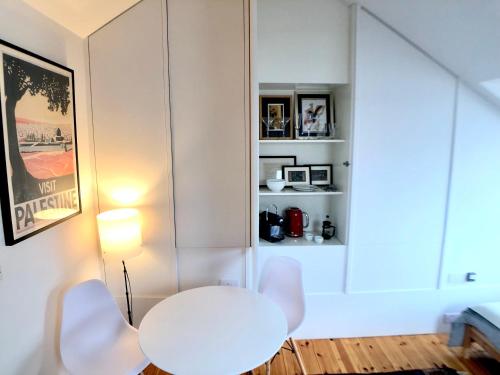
(88, 0, 177, 295)
(257, 0, 349, 84)
(168, 0, 250, 248)
(348, 10, 455, 291)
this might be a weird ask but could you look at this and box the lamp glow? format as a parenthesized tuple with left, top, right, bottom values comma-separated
(97, 208, 142, 260)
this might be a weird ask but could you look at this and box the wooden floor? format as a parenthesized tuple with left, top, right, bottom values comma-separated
(143, 334, 499, 375)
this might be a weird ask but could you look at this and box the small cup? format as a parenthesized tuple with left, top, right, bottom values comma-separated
(314, 235, 324, 244)
(304, 232, 313, 241)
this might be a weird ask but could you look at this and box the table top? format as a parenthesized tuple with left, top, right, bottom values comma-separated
(139, 286, 288, 375)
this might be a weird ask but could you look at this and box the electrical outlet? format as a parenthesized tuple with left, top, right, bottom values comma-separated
(466, 272, 477, 282)
(443, 313, 461, 324)
(447, 273, 465, 284)
(218, 279, 239, 287)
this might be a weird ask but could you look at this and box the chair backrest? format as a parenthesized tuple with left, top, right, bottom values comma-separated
(259, 256, 305, 335)
(60, 279, 129, 370)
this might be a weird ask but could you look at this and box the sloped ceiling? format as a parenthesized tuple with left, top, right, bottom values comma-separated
(22, 0, 142, 37)
(346, 0, 500, 104)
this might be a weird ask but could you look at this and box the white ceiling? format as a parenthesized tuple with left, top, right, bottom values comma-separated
(22, 0, 142, 37)
(346, 0, 500, 104)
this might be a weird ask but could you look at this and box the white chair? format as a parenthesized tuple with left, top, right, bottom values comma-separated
(259, 256, 307, 375)
(60, 279, 150, 375)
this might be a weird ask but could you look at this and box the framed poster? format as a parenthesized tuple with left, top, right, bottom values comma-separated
(296, 93, 333, 138)
(259, 155, 296, 186)
(259, 95, 293, 140)
(0, 39, 81, 245)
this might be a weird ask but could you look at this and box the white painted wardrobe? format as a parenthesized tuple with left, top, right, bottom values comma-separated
(253, 1, 500, 339)
(88, 0, 250, 316)
(87, 0, 500, 336)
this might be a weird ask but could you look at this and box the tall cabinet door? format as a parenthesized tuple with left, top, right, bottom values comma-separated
(168, 0, 250, 248)
(89, 0, 177, 296)
(348, 9, 456, 292)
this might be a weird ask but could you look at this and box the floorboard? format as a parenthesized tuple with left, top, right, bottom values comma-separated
(144, 334, 498, 374)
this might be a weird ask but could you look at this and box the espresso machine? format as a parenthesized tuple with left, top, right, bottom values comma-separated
(259, 204, 285, 243)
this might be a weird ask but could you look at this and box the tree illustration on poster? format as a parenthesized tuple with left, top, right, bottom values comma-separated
(4, 54, 71, 202)
(0, 40, 81, 245)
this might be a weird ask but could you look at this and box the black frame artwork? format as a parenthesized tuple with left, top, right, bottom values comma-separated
(259, 155, 296, 186)
(282, 165, 311, 187)
(296, 93, 332, 138)
(0, 39, 81, 245)
(259, 95, 293, 140)
(307, 164, 333, 186)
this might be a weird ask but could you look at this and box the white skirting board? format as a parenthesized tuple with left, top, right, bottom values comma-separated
(293, 286, 500, 339)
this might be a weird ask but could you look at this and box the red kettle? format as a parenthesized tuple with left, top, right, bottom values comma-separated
(285, 207, 309, 237)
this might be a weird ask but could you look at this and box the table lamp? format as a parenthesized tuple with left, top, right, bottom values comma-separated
(97, 208, 142, 325)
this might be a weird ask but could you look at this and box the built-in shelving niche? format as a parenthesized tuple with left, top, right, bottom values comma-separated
(257, 83, 352, 247)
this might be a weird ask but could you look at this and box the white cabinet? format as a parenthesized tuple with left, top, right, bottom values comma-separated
(88, 0, 177, 296)
(257, 0, 349, 84)
(348, 10, 456, 292)
(167, 0, 250, 248)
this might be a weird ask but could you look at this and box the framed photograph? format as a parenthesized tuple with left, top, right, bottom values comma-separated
(0, 39, 81, 245)
(282, 166, 311, 186)
(308, 164, 333, 186)
(260, 95, 293, 140)
(259, 155, 296, 186)
(296, 93, 333, 138)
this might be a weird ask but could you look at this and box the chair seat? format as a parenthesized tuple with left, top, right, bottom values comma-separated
(64, 326, 149, 375)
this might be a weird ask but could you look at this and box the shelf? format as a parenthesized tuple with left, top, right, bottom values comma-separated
(259, 187, 343, 196)
(259, 236, 343, 247)
(259, 139, 345, 144)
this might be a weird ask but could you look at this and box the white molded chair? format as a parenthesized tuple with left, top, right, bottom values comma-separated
(259, 256, 307, 374)
(60, 279, 150, 375)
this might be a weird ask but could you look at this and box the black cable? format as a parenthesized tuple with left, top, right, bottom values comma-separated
(125, 266, 133, 323)
(122, 260, 133, 325)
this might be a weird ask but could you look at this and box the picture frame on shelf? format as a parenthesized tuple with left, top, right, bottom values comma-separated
(296, 93, 333, 139)
(0, 39, 81, 245)
(307, 164, 333, 186)
(259, 155, 296, 186)
(282, 166, 311, 186)
(259, 95, 293, 140)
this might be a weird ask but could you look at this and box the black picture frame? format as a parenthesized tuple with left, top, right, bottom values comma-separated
(296, 93, 332, 138)
(307, 164, 333, 186)
(0, 39, 81, 245)
(259, 155, 296, 186)
(282, 165, 311, 186)
(259, 95, 293, 140)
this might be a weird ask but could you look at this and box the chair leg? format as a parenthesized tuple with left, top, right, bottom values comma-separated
(265, 360, 271, 375)
(289, 338, 307, 375)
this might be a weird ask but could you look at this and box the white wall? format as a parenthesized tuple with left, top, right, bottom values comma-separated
(441, 83, 500, 288)
(0, 1, 101, 374)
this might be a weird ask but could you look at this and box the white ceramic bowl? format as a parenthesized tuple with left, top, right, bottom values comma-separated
(314, 235, 324, 244)
(304, 232, 314, 241)
(266, 178, 285, 192)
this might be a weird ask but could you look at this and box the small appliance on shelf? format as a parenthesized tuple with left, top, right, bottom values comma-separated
(285, 207, 309, 237)
(259, 205, 285, 243)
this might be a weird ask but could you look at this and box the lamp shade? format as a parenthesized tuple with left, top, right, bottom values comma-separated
(97, 208, 142, 260)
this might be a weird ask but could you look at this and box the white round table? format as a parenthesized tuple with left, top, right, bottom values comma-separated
(139, 286, 288, 375)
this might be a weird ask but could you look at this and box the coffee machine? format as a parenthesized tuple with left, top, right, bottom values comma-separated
(259, 205, 285, 243)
